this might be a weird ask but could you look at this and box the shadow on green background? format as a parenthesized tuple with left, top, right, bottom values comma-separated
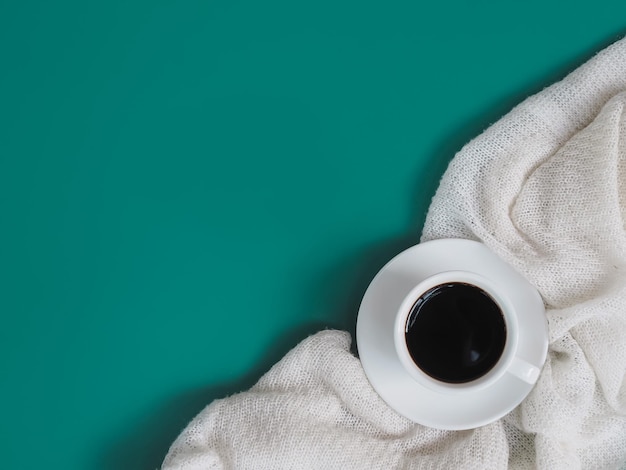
(1, 1, 625, 468)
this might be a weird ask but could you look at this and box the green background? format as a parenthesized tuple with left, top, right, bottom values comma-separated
(1, 1, 624, 468)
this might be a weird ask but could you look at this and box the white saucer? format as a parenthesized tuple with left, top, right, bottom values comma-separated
(356, 239, 548, 430)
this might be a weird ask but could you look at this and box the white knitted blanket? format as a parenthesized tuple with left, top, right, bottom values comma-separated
(162, 38, 626, 469)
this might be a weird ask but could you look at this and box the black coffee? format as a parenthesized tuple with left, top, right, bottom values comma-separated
(405, 282, 506, 384)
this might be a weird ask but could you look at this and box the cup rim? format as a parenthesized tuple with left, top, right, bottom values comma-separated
(393, 270, 519, 394)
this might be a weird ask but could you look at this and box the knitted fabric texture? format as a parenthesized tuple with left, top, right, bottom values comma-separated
(162, 38, 626, 469)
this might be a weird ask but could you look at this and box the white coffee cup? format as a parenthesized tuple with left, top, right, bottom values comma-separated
(356, 239, 548, 429)
(393, 270, 541, 395)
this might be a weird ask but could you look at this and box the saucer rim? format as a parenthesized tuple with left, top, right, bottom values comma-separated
(355, 238, 549, 430)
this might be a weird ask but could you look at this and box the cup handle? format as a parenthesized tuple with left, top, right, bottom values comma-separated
(508, 357, 541, 384)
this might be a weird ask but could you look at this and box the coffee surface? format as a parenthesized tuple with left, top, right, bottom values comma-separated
(405, 282, 506, 383)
